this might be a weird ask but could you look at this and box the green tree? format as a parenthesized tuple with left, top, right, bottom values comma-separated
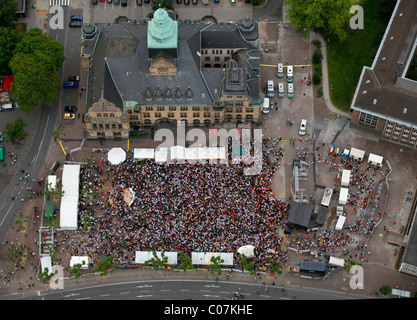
(39, 267, 55, 282)
(92, 255, 119, 276)
(178, 251, 194, 271)
(145, 251, 168, 268)
(7, 243, 26, 263)
(3, 117, 29, 144)
(65, 261, 86, 279)
(11, 211, 29, 233)
(285, 0, 355, 42)
(379, 285, 391, 296)
(209, 256, 224, 276)
(268, 258, 283, 275)
(0, 0, 18, 28)
(52, 124, 66, 141)
(240, 254, 255, 275)
(10, 28, 64, 112)
(0, 26, 18, 74)
(44, 181, 65, 200)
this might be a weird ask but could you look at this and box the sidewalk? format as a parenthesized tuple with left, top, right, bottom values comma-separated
(310, 32, 352, 119)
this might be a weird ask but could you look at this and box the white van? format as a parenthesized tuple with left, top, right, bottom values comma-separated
(267, 80, 274, 98)
(263, 97, 270, 114)
(278, 83, 284, 97)
(288, 83, 294, 98)
(277, 63, 284, 77)
(287, 65, 293, 82)
(299, 119, 307, 135)
(1, 103, 14, 111)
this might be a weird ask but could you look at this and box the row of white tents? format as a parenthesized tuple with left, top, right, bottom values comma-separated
(134, 251, 235, 266)
(349, 147, 384, 166)
(133, 146, 227, 163)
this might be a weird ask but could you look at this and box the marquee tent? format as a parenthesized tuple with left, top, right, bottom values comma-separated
(134, 148, 154, 160)
(170, 145, 185, 160)
(350, 147, 365, 161)
(368, 153, 383, 166)
(329, 256, 345, 267)
(192, 252, 234, 266)
(60, 164, 80, 230)
(70, 256, 89, 269)
(41, 256, 52, 273)
(107, 147, 126, 165)
(184, 147, 198, 160)
(47, 175, 57, 190)
(155, 148, 168, 163)
(237, 245, 255, 258)
(135, 251, 178, 265)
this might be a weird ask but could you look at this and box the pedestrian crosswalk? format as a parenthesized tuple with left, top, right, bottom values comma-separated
(50, 0, 71, 6)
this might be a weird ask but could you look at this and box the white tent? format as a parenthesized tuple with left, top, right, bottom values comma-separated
(60, 165, 80, 230)
(170, 145, 185, 160)
(184, 147, 198, 160)
(368, 153, 383, 166)
(341, 169, 351, 187)
(339, 187, 349, 205)
(134, 251, 178, 265)
(155, 148, 168, 163)
(70, 256, 89, 269)
(108, 147, 126, 165)
(134, 148, 155, 160)
(209, 147, 227, 160)
(329, 256, 345, 267)
(237, 245, 255, 258)
(191, 252, 234, 265)
(47, 175, 57, 190)
(335, 215, 346, 231)
(350, 147, 365, 161)
(41, 256, 52, 273)
(197, 147, 210, 160)
(191, 252, 207, 265)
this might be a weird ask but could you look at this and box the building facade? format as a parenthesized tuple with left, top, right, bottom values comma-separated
(82, 10, 263, 139)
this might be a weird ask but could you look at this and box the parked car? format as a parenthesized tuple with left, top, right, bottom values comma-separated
(231, 0, 236, 4)
(63, 81, 79, 89)
(288, 83, 294, 98)
(69, 21, 83, 28)
(176, 0, 182, 3)
(64, 113, 75, 120)
(184, 0, 189, 4)
(65, 106, 78, 113)
(278, 83, 284, 97)
(68, 75, 80, 82)
(114, 0, 119, 4)
(144, 0, 150, 3)
(299, 119, 307, 135)
(92, 0, 98, 4)
(107, 0, 112, 3)
(71, 15, 83, 21)
(192, 0, 197, 4)
(277, 63, 284, 78)
(137, 0, 142, 5)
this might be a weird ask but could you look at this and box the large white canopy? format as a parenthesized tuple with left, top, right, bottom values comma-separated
(237, 245, 255, 258)
(368, 153, 383, 166)
(135, 251, 178, 265)
(108, 147, 126, 165)
(155, 148, 168, 163)
(192, 252, 234, 265)
(70, 256, 89, 269)
(134, 148, 155, 160)
(60, 164, 80, 230)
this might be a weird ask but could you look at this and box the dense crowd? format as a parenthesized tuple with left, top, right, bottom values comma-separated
(56, 138, 290, 268)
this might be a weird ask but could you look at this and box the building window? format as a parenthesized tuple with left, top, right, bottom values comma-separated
(168, 112, 175, 118)
(157, 106, 165, 111)
(193, 106, 200, 111)
(181, 106, 188, 111)
(155, 113, 162, 118)
(180, 112, 187, 118)
(97, 113, 102, 118)
(358, 112, 378, 129)
(204, 112, 210, 118)
(143, 113, 150, 118)
(146, 106, 153, 111)
(193, 113, 200, 118)
(205, 56, 210, 61)
(169, 106, 177, 111)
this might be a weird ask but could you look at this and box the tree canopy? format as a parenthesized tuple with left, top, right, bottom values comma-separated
(0, 26, 18, 74)
(0, 0, 18, 28)
(285, 0, 355, 42)
(9, 28, 65, 112)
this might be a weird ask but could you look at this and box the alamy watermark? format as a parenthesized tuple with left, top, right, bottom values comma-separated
(350, 5, 364, 30)
(49, 5, 65, 30)
(349, 265, 364, 290)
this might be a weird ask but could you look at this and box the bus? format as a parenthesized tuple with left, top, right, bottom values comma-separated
(320, 187, 333, 207)
(287, 65, 293, 82)
(0, 146, 4, 163)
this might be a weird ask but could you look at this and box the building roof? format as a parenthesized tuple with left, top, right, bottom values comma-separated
(287, 202, 313, 229)
(350, 0, 417, 128)
(89, 10, 261, 110)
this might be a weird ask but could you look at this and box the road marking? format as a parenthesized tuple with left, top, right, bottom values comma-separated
(180, 289, 191, 292)
(136, 295, 153, 298)
(64, 293, 79, 297)
(260, 295, 270, 298)
(280, 297, 290, 300)
(220, 291, 231, 294)
(136, 285, 153, 288)
(200, 290, 211, 292)
(203, 284, 220, 288)
(75, 297, 91, 300)
(0, 204, 14, 227)
(202, 295, 219, 298)
(120, 291, 130, 295)
(160, 289, 171, 292)
(99, 294, 111, 297)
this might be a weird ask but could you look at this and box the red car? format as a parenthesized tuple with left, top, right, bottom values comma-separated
(68, 75, 80, 82)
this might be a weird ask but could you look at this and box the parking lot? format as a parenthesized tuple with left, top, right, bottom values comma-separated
(88, 0, 253, 23)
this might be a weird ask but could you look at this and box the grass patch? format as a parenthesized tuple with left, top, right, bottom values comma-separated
(14, 23, 27, 35)
(326, 0, 392, 111)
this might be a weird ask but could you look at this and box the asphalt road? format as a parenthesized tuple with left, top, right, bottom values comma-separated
(17, 278, 368, 300)
(0, 6, 82, 243)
